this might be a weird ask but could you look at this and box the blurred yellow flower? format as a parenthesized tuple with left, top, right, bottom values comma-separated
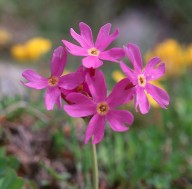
(26, 38, 52, 60)
(112, 70, 125, 82)
(186, 44, 192, 65)
(11, 37, 52, 62)
(112, 70, 164, 108)
(61, 69, 70, 76)
(0, 29, 11, 46)
(145, 39, 187, 77)
(10, 44, 28, 61)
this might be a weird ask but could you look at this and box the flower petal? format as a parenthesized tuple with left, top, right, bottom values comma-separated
(64, 93, 96, 117)
(107, 78, 135, 108)
(95, 23, 119, 51)
(50, 46, 67, 77)
(107, 110, 133, 131)
(86, 70, 107, 102)
(82, 56, 103, 68)
(85, 114, 105, 144)
(45, 87, 61, 110)
(120, 62, 137, 84)
(59, 72, 84, 90)
(125, 44, 143, 73)
(22, 69, 48, 89)
(62, 40, 88, 56)
(55, 96, 62, 110)
(144, 57, 165, 81)
(99, 48, 125, 63)
(70, 28, 90, 48)
(79, 22, 94, 47)
(145, 83, 169, 109)
(22, 69, 46, 81)
(135, 87, 150, 114)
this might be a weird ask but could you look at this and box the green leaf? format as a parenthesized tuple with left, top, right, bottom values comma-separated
(0, 169, 24, 189)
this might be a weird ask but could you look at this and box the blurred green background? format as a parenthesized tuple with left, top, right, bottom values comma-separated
(0, 0, 192, 189)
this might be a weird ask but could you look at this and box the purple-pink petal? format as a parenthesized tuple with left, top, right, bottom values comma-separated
(145, 57, 161, 69)
(107, 29, 119, 48)
(125, 44, 143, 73)
(135, 87, 150, 114)
(85, 114, 105, 144)
(45, 87, 61, 110)
(22, 69, 48, 89)
(144, 57, 165, 81)
(79, 22, 94, 47)
(107, 78, 135, 108)
(107, 110, 133, 132)
(95, 23, 119, 51)
(82, 56, 103, 68)
(86, 70, 107, 102)
(70, 28, 90, 48)
(23, 81, 48, 90)
(50, 46, 67, 77)
(22, 69, 46, 82)
(120, 62, 137, 84)
(145, 83, 169, 109)
(56, 97, 62, 110)
(95, 23, 111, 50)
(59, 72, 84, 90)
(64, 93, 96, 117)
(62, 40, 88, 56)
(99, 48, 125, 63)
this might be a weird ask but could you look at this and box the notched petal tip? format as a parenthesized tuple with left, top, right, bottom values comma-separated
(140, 108, 149, 114)
(79, 22, 87, 26)
(92, 138, 100, 144)
(104, 22, 112, 27)
(70, 28, 75, 33)
(113, 28, 119, 35)
(46, 106, 53, 111)
(51, 46, 67, 76)
(149, 56, 161, 62)
(85, 136, 100, 145)
(123, 45, 129, 57)
(127, 43, 140, 49)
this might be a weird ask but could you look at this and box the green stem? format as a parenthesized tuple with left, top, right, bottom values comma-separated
(91, 138, 99, 189)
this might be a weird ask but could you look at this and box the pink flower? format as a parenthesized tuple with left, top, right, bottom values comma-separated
(22, 46, 83, 110)
(61, 66, 91, 102)
(62, 22, 125, 69)
(120, 43, 170, 114)
(64, 70, 134, 144)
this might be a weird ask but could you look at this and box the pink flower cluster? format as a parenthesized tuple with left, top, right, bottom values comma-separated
(22, 22, 170, 144)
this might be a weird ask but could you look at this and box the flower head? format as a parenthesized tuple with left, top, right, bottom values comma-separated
(61, 66, 92, 102)
(145, 39, 187, 77)
(64, 70, 134, 144)
(120, 43, 170, 114)
(22, 46, 83, 110)
(62, 22, 125, 68)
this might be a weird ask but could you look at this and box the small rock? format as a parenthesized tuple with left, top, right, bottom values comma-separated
(0, 62, 26, 99)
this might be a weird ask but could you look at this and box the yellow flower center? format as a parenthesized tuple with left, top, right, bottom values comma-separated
(48, 76, 59, 86)
(138, 74, 146, 87)
(96, 102, 109, 116)
(76, 84, 84, 92)
(88, 48, 100, 56)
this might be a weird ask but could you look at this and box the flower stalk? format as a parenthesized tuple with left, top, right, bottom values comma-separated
(91, 137, 99, 189)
